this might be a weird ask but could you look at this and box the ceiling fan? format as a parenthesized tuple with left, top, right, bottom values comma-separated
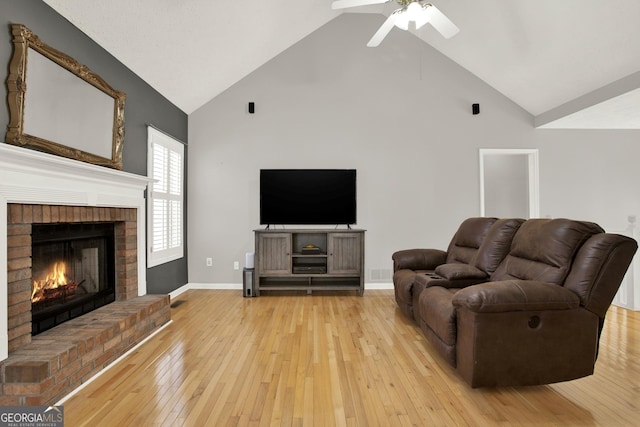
(331, 0, 459, 47)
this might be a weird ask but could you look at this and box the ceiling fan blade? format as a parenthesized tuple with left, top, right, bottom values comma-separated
(367, 13, 398, 47)
(332, 0, 388, 10)
(427, 5, 460, 39)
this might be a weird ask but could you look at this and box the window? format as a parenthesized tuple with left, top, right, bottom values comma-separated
(147, 126, 184, 267)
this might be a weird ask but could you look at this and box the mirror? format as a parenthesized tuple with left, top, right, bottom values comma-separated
(5, 24, 126, 169)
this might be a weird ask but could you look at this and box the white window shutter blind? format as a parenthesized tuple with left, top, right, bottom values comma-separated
(147, 127, 184, 267)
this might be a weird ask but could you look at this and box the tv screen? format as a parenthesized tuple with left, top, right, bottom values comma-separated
(260, 169, 357, 225)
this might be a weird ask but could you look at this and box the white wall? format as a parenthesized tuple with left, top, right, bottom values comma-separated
(187, 14, 640, 285)
(537, 130, 640, 228)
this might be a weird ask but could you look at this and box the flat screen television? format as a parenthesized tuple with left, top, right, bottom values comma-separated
(260, 169, 357, 225)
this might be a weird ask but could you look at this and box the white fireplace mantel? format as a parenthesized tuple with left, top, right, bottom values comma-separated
(0, 143, 152, 361)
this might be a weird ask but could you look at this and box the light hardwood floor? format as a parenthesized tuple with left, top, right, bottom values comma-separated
(61, 290, 639, 426)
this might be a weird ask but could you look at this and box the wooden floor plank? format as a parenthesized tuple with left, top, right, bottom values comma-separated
(62, 290, 640, 426)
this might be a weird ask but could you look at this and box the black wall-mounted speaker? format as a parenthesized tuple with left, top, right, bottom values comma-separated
(472, 103, 480, 115)
(248, 102, 255, 114)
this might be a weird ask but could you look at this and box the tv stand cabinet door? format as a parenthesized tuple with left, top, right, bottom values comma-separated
(257, 233, 291, 275)
(328, 232, 363, 275)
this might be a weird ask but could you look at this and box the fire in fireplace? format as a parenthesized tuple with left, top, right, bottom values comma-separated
(31, 222, 116, 335)
(31, 260, 79, 310)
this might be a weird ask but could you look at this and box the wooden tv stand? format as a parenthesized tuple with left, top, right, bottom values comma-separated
(254, 229, 365, 296)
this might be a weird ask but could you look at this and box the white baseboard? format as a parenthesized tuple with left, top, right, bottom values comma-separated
(365, 282, 394, 290)
(169, 283, 242, 299)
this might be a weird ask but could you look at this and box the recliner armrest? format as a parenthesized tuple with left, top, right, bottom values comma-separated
(435, 263, 487, 280)
(392, 249, 447, 272)
(452, 280, 580, 313)
(412, 263, 489, 289)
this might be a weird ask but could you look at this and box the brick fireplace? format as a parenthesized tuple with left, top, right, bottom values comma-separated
(7, 204, 138, 353)
(0, 144, 171, 405)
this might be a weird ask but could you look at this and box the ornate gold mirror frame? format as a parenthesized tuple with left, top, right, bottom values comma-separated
(5, 24, 126, 169)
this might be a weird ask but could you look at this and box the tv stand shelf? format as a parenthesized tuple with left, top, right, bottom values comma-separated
(254, 229, 365, 296)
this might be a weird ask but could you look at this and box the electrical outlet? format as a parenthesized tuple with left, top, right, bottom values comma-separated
(206, 257, 213, 267)
(233, 261, 239, 270)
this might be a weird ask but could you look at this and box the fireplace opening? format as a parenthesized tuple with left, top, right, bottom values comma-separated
(31, 222, 116, 335)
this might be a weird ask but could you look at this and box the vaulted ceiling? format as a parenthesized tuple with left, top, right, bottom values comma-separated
(42, 0, 640, 128)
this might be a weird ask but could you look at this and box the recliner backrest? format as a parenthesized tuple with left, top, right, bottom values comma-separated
(473, 218, 525, 275)
(491, 218, 604, 284)
(446, 217, 497, 265)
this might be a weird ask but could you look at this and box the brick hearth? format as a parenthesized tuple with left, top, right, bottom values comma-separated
(1, 204, 171, 405)
(0, 295, 169, 405)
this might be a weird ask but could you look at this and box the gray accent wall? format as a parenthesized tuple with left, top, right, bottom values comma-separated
(0, 0, 188, 294)
(188, 13, 640, 285)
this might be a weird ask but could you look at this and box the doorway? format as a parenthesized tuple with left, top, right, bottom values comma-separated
(479, 149, 539, 218)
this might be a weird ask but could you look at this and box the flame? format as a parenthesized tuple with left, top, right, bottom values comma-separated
(32, 261, 70, 303)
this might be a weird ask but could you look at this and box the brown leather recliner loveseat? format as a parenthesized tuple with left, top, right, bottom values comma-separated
(392, 217, 637, 387)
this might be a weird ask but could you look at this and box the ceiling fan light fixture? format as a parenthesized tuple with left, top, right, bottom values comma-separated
(336, 0, 458, 46)
(414, 4, 435, 29)
(394, 10, 410, 30)
(394, 2, 435, 31)
(406, 2, 423, 20)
